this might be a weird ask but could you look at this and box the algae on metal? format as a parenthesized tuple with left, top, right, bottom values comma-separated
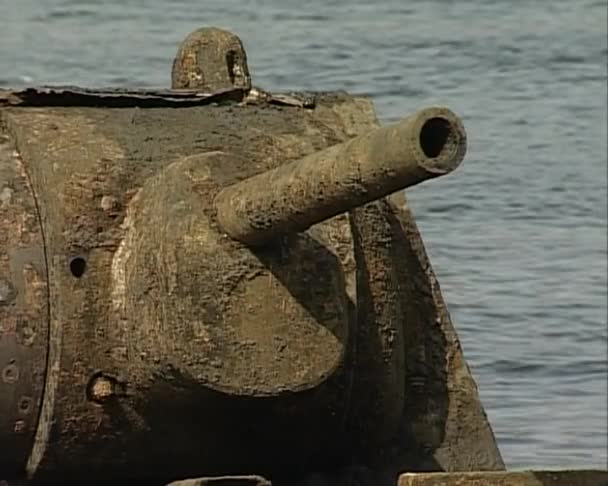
(0, 27, 504, 485)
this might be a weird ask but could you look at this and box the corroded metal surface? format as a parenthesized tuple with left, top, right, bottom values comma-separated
(1, 91, 502, 485)
(0, 124, 49, 479)
(398, 470, 608, 486)
(1, 93, 373, 482)
(0, 86, 314, 109)
(215, 106, 466, 245)
(172, 27, 252, 92)
(0, 26, 505, 486)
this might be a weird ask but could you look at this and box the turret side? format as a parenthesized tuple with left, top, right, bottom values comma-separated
(1, 88, 503, 483)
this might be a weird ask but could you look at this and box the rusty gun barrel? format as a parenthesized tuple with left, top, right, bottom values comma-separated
(215, 106, 467, 245)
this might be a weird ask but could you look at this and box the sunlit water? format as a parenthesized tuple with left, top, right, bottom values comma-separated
(1, 0, 606, 469)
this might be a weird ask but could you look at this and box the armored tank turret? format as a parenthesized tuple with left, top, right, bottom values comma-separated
(0, 27, 505, 486)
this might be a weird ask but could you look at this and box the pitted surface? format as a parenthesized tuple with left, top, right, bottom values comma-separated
(117, 151, 350, 394)
(2, 95, 362, 480)
(1, 90, 502, 483)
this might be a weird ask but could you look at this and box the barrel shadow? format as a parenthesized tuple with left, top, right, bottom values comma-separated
(251, 233, 354, 344)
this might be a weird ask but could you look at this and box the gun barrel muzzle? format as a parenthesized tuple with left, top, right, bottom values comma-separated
(215, 106, 466, 245)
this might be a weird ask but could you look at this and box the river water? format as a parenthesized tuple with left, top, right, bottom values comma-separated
(1, 0, 606, 470)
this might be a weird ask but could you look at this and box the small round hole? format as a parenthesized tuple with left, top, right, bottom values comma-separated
(419, 117, 452, 158)
(69, 257, 87, 278)
(2, 364, 19, 384)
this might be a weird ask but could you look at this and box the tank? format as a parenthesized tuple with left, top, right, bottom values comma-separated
(0, 27, 505, 485)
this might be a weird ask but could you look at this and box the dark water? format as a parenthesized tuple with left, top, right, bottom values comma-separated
(1, 0, 607, 470)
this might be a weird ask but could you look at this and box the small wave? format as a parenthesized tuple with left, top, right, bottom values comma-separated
(489, 359, 548, 374)
(271, 13, 332, 22)
(425, 203, 478, 214)
(548, 53, 590, 65)
(46, 8, 98, 19)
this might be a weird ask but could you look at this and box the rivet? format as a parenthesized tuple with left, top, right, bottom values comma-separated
(100, 195, 119, 213)
(14, 419, 26, 434)
(18, 396, 33, 415)
(2, 363, 19, 384)
(87, 374, 115, 403)
(17, 322, 36, 346)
